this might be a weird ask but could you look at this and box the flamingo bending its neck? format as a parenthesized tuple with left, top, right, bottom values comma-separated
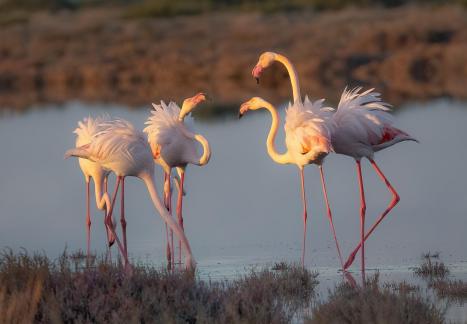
(144, 93, 211, 268)
(66, 119, 195, 270)
(73, 116, 115, 257)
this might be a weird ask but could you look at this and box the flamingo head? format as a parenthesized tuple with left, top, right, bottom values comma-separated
(179, 92, 208, 120)
(238, 97, 267, 119)
(252, 52, 276, 84)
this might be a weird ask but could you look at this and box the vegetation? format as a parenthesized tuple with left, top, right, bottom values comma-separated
(1, 0, 467, 17)
(0, 249, 317, 323)
(414, 254, 450, 278)
(307, 274, 444, 324)
(430, 279, 467, 302)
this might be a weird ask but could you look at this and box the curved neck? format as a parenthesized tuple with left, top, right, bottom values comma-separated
(178, 126, 211, 166)
(179, 101, 192, 121)
(140, 171, 194, 268)
(93, 173, 108, 211)
(262, 102, 290, 165)
(193, 134, 211, 166)
(275, 53, 301, 104)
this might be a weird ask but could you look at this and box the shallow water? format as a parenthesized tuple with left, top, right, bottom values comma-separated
(1, 100, 467, 319)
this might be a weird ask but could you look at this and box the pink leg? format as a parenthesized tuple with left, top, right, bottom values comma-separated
(319, 166, 344, 269)
(176, 171, 185, 267)
(106, 176, 129, 266)
(299, 168, 308, 267)
(344, 159, 400, 270)
(168, 179, 174, 268)
(86, 180, 91, 260)
(103, 176, 115, 248)
(356, 160, 366, 272)
(163, 173, 172, 270)
(120, 178, 127, 257)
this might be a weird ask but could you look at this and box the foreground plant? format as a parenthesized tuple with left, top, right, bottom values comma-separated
(308, 274, 444, 324)
(0, 250, 317, 323)
(414, 254, 450, 278)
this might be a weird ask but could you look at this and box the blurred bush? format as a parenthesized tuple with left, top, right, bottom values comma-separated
(1, 0, 467, 15)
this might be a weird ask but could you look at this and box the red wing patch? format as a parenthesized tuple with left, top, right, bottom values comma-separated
(377, 127, 409, 145)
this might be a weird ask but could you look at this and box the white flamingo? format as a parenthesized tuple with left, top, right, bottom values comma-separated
(73, 116, 115, 256)
(144, 93, 211, 267)
(65, 119, 195, 270)
(239, 96, 334, 266)
(251, 52, 344, 268)
(253, 52, 417, 271)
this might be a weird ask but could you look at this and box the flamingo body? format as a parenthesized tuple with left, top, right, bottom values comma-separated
(331, 88, 417, 159)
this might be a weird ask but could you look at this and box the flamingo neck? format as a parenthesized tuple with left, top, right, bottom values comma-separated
(179, 101, 193, 121)
(93, 173, 108, 211)
(193, 134, 211, 166)
(262, 102, 290, 165)
(139, 171, 194, 268)
(275, 53, 301, 104)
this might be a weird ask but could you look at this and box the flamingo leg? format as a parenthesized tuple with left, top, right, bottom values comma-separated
(163, 173, 173, 270)
(344, 159, 400, 270)
(176, 170, 185, 268)
(168, 177, 175, 268)
(86, 179, 91, 260)
(355, 160, 366, 272)
(105, 176, 129, 266)
(319, 166, 344, 270)
(120, 177, 127, 257)
(299, 168, 308, 267)
(103, 176, 115, 249)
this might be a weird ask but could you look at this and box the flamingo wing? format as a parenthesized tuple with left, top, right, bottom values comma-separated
(332, 87, 394, 146)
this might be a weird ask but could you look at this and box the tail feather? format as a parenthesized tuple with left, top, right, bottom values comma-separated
(64, 144, 92, 160)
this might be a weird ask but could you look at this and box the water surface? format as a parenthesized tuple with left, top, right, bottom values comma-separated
(0, 100, 466, 275)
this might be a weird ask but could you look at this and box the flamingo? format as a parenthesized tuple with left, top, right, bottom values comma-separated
(253, 52, 417, 271)
(65, 118, 195, 270)
(331, 87, 417, 271)
(73, 116, 115, 256)
(144, 93, 211, 267)
(238, 96, 334, 266)
(251, 52, 344, 268)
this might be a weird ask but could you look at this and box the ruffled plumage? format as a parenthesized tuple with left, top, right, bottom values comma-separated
(74, 114, 110, 147)
(284, 96, 335, 155)
(332, 87, 393, 145)
(143, 101, 194, 148)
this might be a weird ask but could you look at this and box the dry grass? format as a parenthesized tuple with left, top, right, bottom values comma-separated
(430, 279, 467, 303)
(307, 274, 444, 324)
(414, 255, 450, 278)
(0, 249, 318, 324)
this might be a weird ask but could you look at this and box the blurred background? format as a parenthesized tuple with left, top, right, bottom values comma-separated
(1, 0, 467, 113)
(0, 0, 466, 276)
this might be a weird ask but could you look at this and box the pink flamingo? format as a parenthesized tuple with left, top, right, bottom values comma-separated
(331, 87, 417, 271)
(144, 93, 211, 268)
(239, 96, 334, 266)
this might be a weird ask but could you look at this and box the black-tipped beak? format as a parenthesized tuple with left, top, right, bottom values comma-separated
(238, 112, 243, 119)
(255, 77, 260, 84)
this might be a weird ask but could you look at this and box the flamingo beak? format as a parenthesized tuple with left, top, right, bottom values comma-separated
(252, 65, 263, 84)
(196, 92, 208, 103)
(238, 103, 249, 119)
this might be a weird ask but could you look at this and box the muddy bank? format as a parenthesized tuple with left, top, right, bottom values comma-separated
(0, 5, 466, 113)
